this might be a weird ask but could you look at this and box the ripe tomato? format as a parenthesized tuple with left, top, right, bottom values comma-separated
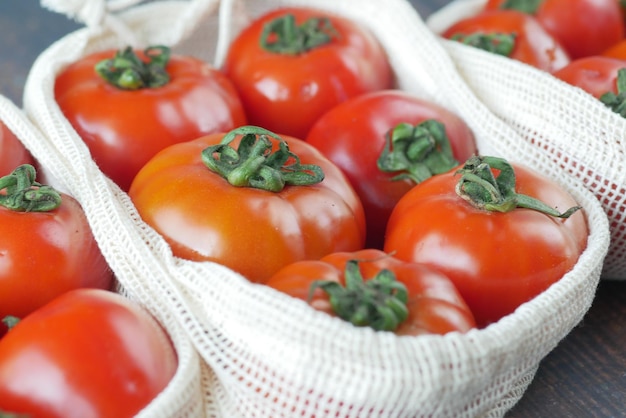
(441, 9, 570, 72)
(55, 46, 247, 191)
(222, 7, 393, 139)
(0, 288, 177, 418)
(0, 120, 35, 176)
(265, 249, 476, 335)
(0, 165, 113, 319)
(129, 126, 366, 283)
(384, 156, 588, 327)
(485, 0, 624, 59)
(306, 90, 477, 249)
(602, 39, 626, 60)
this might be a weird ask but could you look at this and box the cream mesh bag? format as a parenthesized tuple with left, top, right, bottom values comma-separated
(20, 0, 610, 416)
(427, 0, 626, 280)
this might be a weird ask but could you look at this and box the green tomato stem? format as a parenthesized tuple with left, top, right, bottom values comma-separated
(309, 260, 409, 332)
(455, 155, 581, 218)
(1, 316, 19, 331)
(451, 32, 517, 57)
(201, 126, 324, 192)
(260, 13, 337, 55)
(497, 0, 542, 14)
(600, 68, 626, 118)
(377, 120, 460, 183)
(0, 164, 62, 212)
(95, 45, 170, 90)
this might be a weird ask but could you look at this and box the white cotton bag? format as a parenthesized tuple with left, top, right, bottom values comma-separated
(22, 0, 610, 416)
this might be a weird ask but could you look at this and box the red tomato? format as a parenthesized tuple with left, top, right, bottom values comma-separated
(222, 7, 393, 139)
(0, 288, 177, 418)
(129, 126, 366, 283)
(552, 56, 626, 99)
(485, 0, 624, 59)
(55, 46, 247, 191)
(602, 39, 626, 60)
(384, 156, 588, 327)
(0, 120, 35, 176)
(0, 165, 113, 319)
(442, 9, 570, 72)
(265, 249, 476, 335)
(306, 90, 477, 249)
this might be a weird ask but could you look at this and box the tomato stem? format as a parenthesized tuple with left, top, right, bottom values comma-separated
(0, 165, 62, 212)
(497, 0, 542, 14)
(455, 155, 581, 218)
(260, 13, 337, 55)
(202, 126, 325, 192)
(1, 316, 19, 331)
(95, 45, 170, 90)
(309, 260, 409, 332)
(600, 68, 626, 118)
(451, 32, 517, 57)
(377, 121, 459, 183)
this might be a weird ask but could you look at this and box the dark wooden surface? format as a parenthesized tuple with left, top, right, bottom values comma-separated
(1, 1, 625, 417)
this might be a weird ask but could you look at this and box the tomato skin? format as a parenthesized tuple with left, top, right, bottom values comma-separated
(55, 49, 247, 191)
(306, 90, 477, 249)
(442, 9, 570, 72)
(0, 289, 177, 418)
(552, 56, 626, 99)
(602, 39, 626, 60)
(486, 0, 625, 59)
(265, 249, 476, 335)
(384, 163, 588, 328)
(222, 7, 393, 139)
(0, 192, 113, 319)
(0, 120, 35, 176)
(128, 132, 366, 283)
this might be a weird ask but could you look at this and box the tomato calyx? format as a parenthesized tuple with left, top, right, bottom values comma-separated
(0, 410, 28, 418)
(455, 155, 581, 218)
(309, 259, 409, 332)
(451, 32, 517, 57)
(1, 316, 19, 333)
(600, 68, 626, 118)
(202, 126, 325, 192)
(0, 164, 62, 212)
(496, 0, 542, 13)
(95, 45, 170, 90)
(377, 121, 460, 183)
(260, 13, 337, 55)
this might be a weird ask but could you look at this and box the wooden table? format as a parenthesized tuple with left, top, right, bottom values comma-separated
(1, 1, 625, 416)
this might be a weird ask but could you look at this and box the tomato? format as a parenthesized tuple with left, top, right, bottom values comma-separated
(0, 288, 177, 418)
(442, 9, 570, 72)
(306, 90, 477, 249)
(55, 46, 247, 191)
(0, 120, 35, 176)
(129, 126, 366, 283)
(602, 39, 626, 60)
(485, 0, 624, 59)
(0, 165, 113, 319)
(265, 249, 476, 335)
(384, 156, 588, 328)
(222, 7, 393, 139)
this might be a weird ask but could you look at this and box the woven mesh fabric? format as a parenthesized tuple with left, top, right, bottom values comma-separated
(13, 0, 612, 416)
(427, 0, 626, 280)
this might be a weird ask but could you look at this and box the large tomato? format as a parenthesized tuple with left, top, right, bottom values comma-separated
(0, 165, 113, 319)
(129, 126, 366, 283)
(55, 45, 247, 191)
(485, 0, 624, 59)
(265, 249, 476, 335)
(0, 288, 178, 418)
(384, 156, 588, 327)
(306, 90, 477, 249)
(222, 7, 393, 139)
(441, 9, 570, 72)
(0, 120, 35, 176)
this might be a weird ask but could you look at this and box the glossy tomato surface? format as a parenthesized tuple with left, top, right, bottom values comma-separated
(485, 0, 624, 59)
(0, 120, 35, 176)
(442, 9, 570, 72)
(265, 249, 476, 335)
(384, 161, 588, 328)
(55, 48, 247, 191)
(0, 289, 178, 418)
(222, 7, 393, 139)
(129, 130, 366, 283)
(552, 56, 626, 99)
(306, 90, 477, 249)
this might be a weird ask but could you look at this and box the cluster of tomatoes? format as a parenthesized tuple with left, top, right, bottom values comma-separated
(0, 4, 593, 416)
(442, 0, 626, 116)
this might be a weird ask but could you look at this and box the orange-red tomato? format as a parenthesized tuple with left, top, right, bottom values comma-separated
(223, 7, 393, 139)
(129, 127, 366, 283)
(0, 289, 177, 417)
(552, 56, 626, 99)
(603, 39, 626, 60)
(265, 249, 476, 335)
(0, 120, 35, 176)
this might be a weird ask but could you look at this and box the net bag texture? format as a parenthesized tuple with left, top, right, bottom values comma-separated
(22, 0, 610, 416)
(0, 94, 206, 417)
(427, 0, 626, 280)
